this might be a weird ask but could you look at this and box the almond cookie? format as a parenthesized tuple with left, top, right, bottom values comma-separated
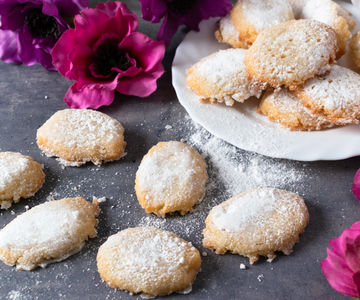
(203, 188, 309, 264)
(135, 141, 208, 217)
(300, 0, 350, 59)
(37, 109, 126, 167)
(187, 48, 263, 106)
(244, 19, 337, 91)
(295, 65, 360, 125)
(0, 197, 100, 270)
(0, 152, 45, 210)
(215, 13, 246, 49)
(258, 89, 334, 131)
(97, 227, 201, 298)
(225, 0, 294, 49)
(349, 29, 360, 71)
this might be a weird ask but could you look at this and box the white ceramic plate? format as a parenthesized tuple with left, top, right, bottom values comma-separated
(172, 1, 360, 161)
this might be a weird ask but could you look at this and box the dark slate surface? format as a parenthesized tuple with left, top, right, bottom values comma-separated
(0, 1, 359, 299)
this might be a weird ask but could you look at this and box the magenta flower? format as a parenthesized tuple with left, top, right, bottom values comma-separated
(353, 169, 360, 201)
(52, 1, 165, 109)
(321, 221, 360, 297)
(0, 0, 88, 70)
(139, 0, 232, 47)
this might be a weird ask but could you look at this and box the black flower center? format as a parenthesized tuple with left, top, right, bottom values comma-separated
(167, 0, 198, 15)
(94, 42, 131, 77)
(25, 10, 61, 39)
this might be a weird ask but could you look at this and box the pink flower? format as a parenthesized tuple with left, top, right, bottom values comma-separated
(139, 0, 232, 47)
(51, 1, 165, 109)
(353, 169, 360, 201)
(321, 221, 360, 297)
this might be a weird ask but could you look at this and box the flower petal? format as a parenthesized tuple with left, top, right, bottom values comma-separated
(116, 63, 164, 97)
(74, 8, 110, 46)
(322, 221, 360, 297)
(119, 32, 165, 72)
(0, 29, 21, 63)
(52, 29, 77, 76)
(95, 1, 138, 32)
(353, 169, 360, 201)
(18, 28, 56, 70)
(321, 248, 359, 297)
(156, 13, 181, 47)
(64, 82, 115, 109)
(139, 0, 167, 23)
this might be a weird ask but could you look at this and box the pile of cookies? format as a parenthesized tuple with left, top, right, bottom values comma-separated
(187, 0, 360, 131)
(0, 107, 311, 298)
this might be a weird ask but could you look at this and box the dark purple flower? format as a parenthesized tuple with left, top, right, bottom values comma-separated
(0, 0, 88, 70)
(139, 0, 232, 46)
(51, 1, 165, 109)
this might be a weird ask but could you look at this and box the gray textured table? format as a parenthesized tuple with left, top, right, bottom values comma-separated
(0, 1, 359, 299)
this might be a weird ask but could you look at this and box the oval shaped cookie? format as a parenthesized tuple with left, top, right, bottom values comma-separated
(187, 48, 263, 106)
(0, 152, 45, 210)
(36, 109, 126, 166)
(0, 197, 100, 270)
(202, 188, 309, 264)
(135, 141, 208, 217)
(244, 19, 337, 91)
(258, 89, 334, 131)
(228, 0, 294, 47)
(97, 227, 201, 298)
(294, 65, 360, 125)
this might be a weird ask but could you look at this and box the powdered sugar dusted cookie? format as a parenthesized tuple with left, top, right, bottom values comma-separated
(215, 13, 247, 49)
(258, 90, 334, 131)
(244, 19, 337, 91)
(135, 141, 208, 217)
(37, 109, 126, 167)
(0, 197, 100, 270)
(300, 0, 350, 59)
(225, 0, 294, 48)
(203, 188, 309, 264)
(349, 29, 360, 71)
(97, 227, 201, 298)
(295, 65, 360, 125)
(0, 152, 45, 210)
(187, 48, 262, 106)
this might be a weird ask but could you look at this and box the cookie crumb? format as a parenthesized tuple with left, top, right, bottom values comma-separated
(240, 263, 246, 270)
(202, 251, 208, 257)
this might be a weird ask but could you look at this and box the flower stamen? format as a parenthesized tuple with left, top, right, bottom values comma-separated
(25, 10, 61, 39)
(167, 0, 198, 16)
(95, 43, 131, 77)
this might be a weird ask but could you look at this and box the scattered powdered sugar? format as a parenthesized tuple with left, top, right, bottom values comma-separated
(186, 118, 307, 198)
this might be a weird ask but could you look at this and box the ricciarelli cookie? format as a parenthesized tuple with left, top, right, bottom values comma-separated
(294, 65, 360, 125)
(135, 141, 208, 217)
(203, 188, 309, 264)
(215, 13, 246, 49)
(258, 89, 334, 130)
(37, 109, 126, 167)
(97, 227, 201, 298)
(0, 152, 45, 210)
(300, 0, 350, 59)
(244, 19, 337, 91)
(0, 197, 100, 270)
(187, 48, 263, 106)
(223, 0, 294, 48)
